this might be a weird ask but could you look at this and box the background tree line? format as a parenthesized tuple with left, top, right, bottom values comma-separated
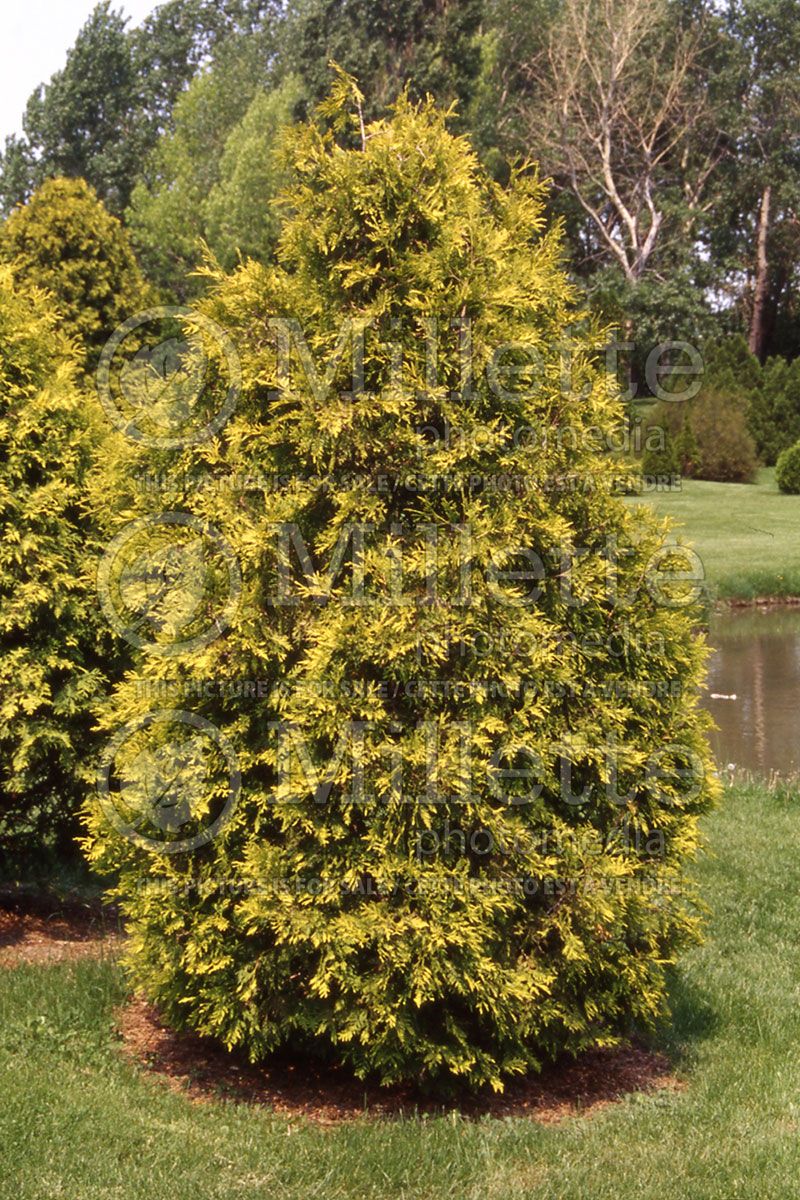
(2, 0, 800, 415)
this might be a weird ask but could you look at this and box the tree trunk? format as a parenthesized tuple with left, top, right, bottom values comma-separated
(749, 184, 771, 361)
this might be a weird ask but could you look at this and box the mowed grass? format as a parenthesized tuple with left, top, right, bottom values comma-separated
(1, 780, 800, 1200)
(630, 468, 800, 600)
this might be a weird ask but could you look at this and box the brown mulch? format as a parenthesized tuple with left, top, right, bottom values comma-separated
(0, 904, 121, 967)
(0, 897, 682, 1124)
(118, 994, 683, 1126)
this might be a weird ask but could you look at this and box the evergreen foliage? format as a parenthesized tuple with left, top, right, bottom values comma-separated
(87, 84, 717, 1091)
(702, 334, 762, 397)
(674, 416, 701, 477)
(680, 336, 800, 469)
(0, 268, 109, 865)
(689, 388, 759, 483)
(294, 0, 484, 119)
(643, 389, 759, 485)
(776, 439, 800, 493)
(642, 338, 761, 483)
(748, 356, 800, 465)
(0, 178, 149, 370)
(640, 429, 679, 480)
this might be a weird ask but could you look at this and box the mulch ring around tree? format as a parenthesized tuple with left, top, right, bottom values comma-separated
(0, 892, 121, 967)
(117, 994, 685, 1126)
(0, 899, 685, 1123)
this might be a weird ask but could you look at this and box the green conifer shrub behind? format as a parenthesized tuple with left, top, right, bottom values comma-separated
(702, 335, 761, 398)
(640, 422, 680, 480)
(0, 177, 149, 370)
(0, 268, 110, 865)
(691, 336, 800, 467)
(87, 81, 717, 1092)
(776, 440, 800, 493)
(748, 356, 800, 465)
(674, 415, 701, 477)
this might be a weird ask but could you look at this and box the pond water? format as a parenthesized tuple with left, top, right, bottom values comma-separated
(704, 605, 800, 776)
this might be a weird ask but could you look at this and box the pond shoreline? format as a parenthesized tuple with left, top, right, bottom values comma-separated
(632, 470, 800, 609)
(714, 593, 800, 611)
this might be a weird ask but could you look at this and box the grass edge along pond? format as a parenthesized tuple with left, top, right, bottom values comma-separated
(630, 467, 800, 602)
(1, 778, 799, 1200)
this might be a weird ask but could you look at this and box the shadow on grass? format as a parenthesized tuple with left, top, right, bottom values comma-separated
(653, 966, 720, 1066)
(0, 893, 121, 966)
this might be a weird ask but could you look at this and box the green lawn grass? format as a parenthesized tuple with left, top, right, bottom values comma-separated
(631, 468, 800, 601)
(1, 779, 799, 1200)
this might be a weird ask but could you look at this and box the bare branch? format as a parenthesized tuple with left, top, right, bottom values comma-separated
(517, 0, 725, 282)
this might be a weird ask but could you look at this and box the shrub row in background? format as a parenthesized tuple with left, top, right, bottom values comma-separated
(642, 336, 800, 482)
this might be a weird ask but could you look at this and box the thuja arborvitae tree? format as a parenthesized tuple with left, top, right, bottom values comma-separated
(0, 268, 110, 866)
(748, 355, 800, 465)
(86, 78, 717, 1091)
(0, 177, 149, 371)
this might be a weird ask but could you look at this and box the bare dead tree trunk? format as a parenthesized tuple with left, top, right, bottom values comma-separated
(516, 0, 725, 292)
(749, 184, 771, 361)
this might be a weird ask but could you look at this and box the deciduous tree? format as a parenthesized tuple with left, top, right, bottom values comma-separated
(517, 0, 728, 287)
